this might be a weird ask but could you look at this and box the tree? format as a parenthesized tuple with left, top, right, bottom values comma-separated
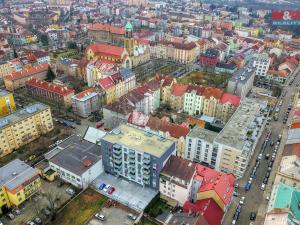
(13, 49, 18, 58)
(67, 41, 77, 49)
(47, 68, 55, 81)
(40, 34, 49, 46)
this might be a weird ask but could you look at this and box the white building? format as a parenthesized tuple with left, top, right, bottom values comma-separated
(252, 53, 271, 77)
(48, 135, 103, 189)
(185, 126, 220, 169)
(159, 156, 196, 206)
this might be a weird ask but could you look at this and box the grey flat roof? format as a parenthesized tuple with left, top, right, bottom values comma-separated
(102, 124, 174, 158)
(0, 159, 38, 189)
(0, 103, 50, 129)
(0, 89, 11, 97)
(49, 135, 102, 176)
(188, 126, 218, 143)
(215, 98, 267, 151)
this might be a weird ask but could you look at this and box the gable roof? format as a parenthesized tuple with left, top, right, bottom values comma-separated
(203, 87, 223, 99)
(219, 93, 241, 107)
(87, 23, 125, 35)
(161, 156, 196, 183)
(172, 84, 188, 96)
(4, 64, 49, 81)
(88, 44, 125, 58)
(97, 76, 115, 90)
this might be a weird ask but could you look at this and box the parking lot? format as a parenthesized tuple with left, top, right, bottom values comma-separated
(92, 173, 158, 212)
(88, 206, 136, 225)
(1, 179, 73, 225)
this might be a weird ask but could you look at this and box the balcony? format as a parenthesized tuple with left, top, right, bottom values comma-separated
(143, 157, 151, 165)
(113, 153, 122, 160)
(114, 157, 122, 165)
(142, 167, 150, 175)
(113, 147, 122, 155)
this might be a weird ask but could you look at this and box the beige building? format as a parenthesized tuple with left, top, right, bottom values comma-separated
(214, 98, 268, 177)
(0, 103, 54, 158)
(0, 62, 14, 80)
(202, 87, 223, 117)
(127, 0, 148, 6)
(170, 84, 188, 111)
(274, 155, 300, 188)
(150, 41, 197, 64)
(3, 64, 49, 91)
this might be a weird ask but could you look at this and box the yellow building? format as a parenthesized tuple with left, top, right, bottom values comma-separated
(0, 62, 14, 80)
(97, 76, 116, 105)
(0, 103, 54, 158)
(0, 90, 16, 117)
(0, 159, 41, 214)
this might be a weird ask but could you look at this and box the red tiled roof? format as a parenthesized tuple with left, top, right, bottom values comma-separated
(172, 84, 188, 96)
(97, 76, 115, 90)
(25, 77, 74, 96)
(196, 165, 235, 206)
(146, 116, 190, 139)
(88, 44, 125, 58)
(267, 70, 289, 77)
(183, 199, 224, 225)
(219, 93, 241, 107)
(74, 88, 95, 99)
(186, 85, 205, 95)
(4, 64, 49, 81)
(202, 87, 223, 100)
(283, 143, 300, 157)
(87, 23, 125, 35)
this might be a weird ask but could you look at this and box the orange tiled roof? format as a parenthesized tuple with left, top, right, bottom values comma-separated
(203, 87, 223, 100)
(172, 84, 188, 96)
(4, 64, 49, 81)
(88, 44, 125, 59)
(87, 23, 125, 35)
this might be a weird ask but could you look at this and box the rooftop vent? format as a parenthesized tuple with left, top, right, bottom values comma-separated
(83, 159, 92, 167)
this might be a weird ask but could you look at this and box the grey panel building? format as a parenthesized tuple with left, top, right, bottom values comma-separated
(101, 124, 176, 190)
(227, 63, 255, 99)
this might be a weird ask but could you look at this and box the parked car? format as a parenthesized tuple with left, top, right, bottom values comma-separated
(99, 183, 106, 190)
(250, 212, 257, 220)
(236, 205, 242, 213)
(12, 208, 21, 215)
(265, 154, 270, 160)
(267, 166, 272, 172)
(266, 172, 270, 178)
(26, 221, 36, 225)
(34, 217, 42, 224)
(95, 213, 105, 221)
(103, 185, 111, 192)
(57, 180, 65, 187)
(231, 219, 236, 225)
(261, 183, 266, 191)
(66, 187, 75, 195)
(127, 213, 137, 220)
(239, 196, 245, 205)
(7, 212, 15, 220)
(258, 153, 263, 160)
(268, 161, 273, 168)
(244, 182, 252, 191)
(108, 186, 115, 195)
(233, 191, 239, 197)
(0, 219, 3, 225)
(263, 177, 268, 184)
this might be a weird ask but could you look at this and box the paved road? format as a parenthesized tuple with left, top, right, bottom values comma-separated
(223, 65, 300, 225)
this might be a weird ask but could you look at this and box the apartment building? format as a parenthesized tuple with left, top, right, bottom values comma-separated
(48, 135, 103, 189)
(214, 98, 268, 177)
(170, 84, 188, 111)
(26, 77, 75, 106)
(227, 63, 255, 99)
(183, 85, 204, 115)
(274, 155, 300, 189)
(0, 90, 16, 117)
(0, 62, 14, 80)
(0, 103, 53, 158)
(101, 124, 176, 190)
(3, 64, 49, 91)
(97, 76, 116, 105)
(252, 53, 271, 77)
(202, 87, 224, 117)
(72, 88, 104, 118)
(159, 156, 196, 206)
(0, 159, 41, 214)
(185, 126, 219, 168)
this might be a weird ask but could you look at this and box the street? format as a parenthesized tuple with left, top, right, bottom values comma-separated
(223, 65, 300, 225)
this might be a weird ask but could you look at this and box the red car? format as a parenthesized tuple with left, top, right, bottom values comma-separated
(108, 186, 115, 194)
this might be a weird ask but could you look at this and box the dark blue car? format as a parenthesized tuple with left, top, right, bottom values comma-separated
(99, 183, 106, 190)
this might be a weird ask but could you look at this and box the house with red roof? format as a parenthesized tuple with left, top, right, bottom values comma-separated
(182, 164, 235, 225)
(86, 43, 131, 68)
(87, 23, 125, 46)
(96, 76, 116, 104)
(202, 87, 224, 118)
(266, 69, 289, 84)
(216, 93, 241, 122)
(170, 84, 188, 111)
(26, 77, 74, 106)
(4, 64, 49, 91)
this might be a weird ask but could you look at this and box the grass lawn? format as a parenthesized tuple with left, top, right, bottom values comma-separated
(141, 218, 158, 225)
(52, 188, 108, 225)
(148, 199, 169, 217)
(179, 71, 229, 88)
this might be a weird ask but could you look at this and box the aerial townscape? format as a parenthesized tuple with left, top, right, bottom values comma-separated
(0, 0, 300, 225)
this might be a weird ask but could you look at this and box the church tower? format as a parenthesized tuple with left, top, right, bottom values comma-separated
(124, 21, 134, 56)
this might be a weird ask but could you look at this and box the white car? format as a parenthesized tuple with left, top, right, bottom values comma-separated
(261, 183, 265, 191)
(239, 196, 245, 205)
(0, 219, 3, 225)
(103, 185, 111, 192)
(231, 219, 236, 225)
(66, 187, 75, 195)
(95, 213, 105, 221)
(258, 153, 262, 160)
